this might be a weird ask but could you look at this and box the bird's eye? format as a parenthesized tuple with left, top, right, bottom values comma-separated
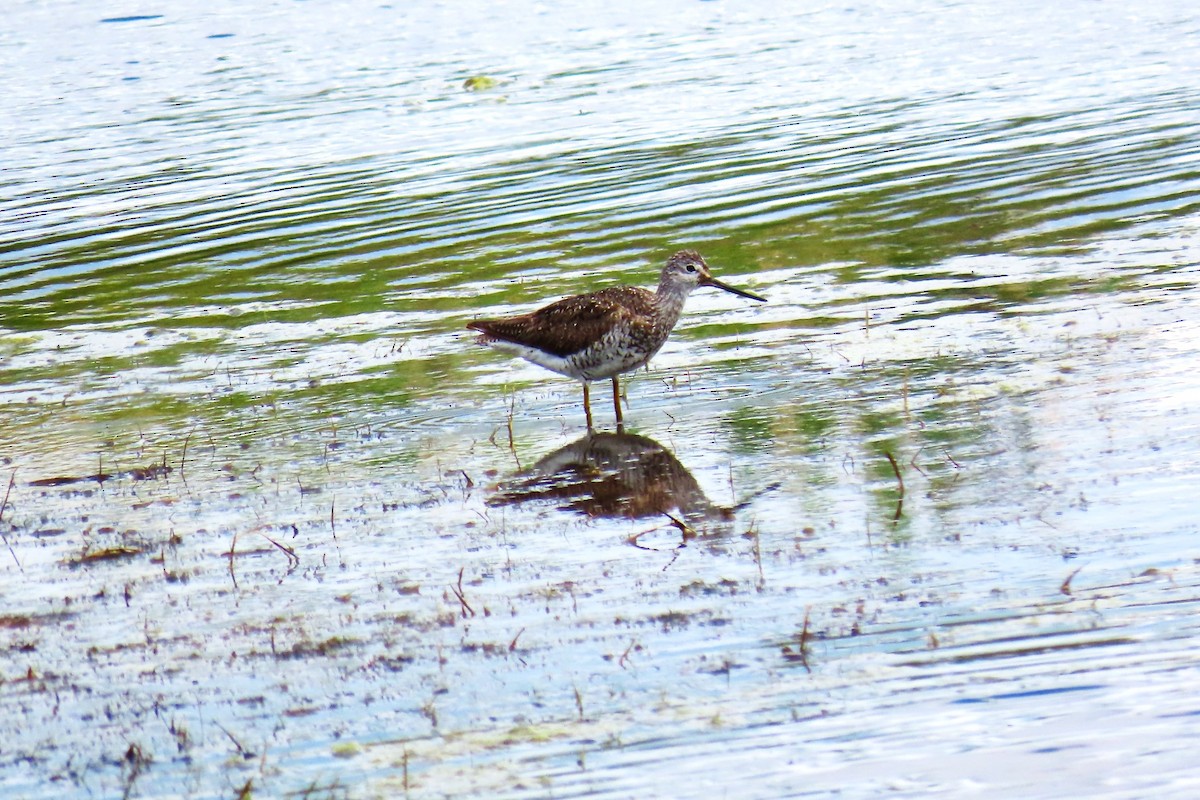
(686, 264, 697, 273)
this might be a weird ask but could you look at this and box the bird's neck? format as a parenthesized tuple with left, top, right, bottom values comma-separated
(653, 280, 692, 326)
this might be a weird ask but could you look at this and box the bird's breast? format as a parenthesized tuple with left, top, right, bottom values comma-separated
(567, 322, 671, 380)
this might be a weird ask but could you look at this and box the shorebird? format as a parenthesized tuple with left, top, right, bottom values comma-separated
(466, 250, 766, 429)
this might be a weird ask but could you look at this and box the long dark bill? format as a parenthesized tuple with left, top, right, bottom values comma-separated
(704, 276, 767, 302)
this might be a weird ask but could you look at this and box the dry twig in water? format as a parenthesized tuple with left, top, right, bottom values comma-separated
(884, 450, 905, 520)
(1061, 566, 1084, 596)
(618, 638, 638, 670)
(260, 533, 300, 572)
(884, 451, 905, 498)
(0, 469, 21, 571)
(451, 567, 475, 617)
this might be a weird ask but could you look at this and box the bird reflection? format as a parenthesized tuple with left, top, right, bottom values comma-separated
(489, 432, 732, 524)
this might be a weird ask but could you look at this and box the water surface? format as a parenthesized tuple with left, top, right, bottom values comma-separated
(2, 0, 1200, 797)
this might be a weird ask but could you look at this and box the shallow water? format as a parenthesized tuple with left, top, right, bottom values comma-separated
(3, 0, 1200, 797)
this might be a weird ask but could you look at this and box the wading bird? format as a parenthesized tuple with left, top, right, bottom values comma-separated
(467, 250, 766, 429)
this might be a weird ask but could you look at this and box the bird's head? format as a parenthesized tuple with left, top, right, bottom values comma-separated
(661, 250, 766, 302)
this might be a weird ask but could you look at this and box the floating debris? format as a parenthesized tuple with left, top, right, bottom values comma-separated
(462, 75, 499, 91)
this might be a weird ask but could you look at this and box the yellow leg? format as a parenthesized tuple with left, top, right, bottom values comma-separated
(612, 376, 624, 430)
(582, 382, 594, 430)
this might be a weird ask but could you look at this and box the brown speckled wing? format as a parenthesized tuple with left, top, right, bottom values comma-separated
(468, 286, 654, 358)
